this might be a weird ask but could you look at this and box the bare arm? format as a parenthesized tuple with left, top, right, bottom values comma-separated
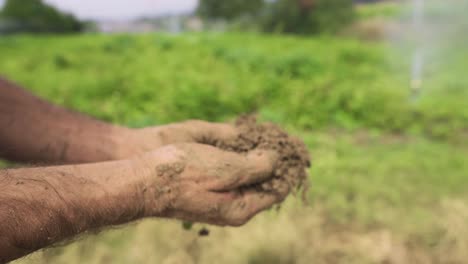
(0, 77, 130, 163)
(0, 77, 238, 164)
(0, 143, 286, 263)
(0, 159, 142, 262)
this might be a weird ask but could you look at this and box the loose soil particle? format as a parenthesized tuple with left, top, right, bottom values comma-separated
(216, 116, 311, 198)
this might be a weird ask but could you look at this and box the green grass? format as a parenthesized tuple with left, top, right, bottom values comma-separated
(0, 33, 466, 138)
(307, 130, 468, 229)
(1, 25, 467, 263)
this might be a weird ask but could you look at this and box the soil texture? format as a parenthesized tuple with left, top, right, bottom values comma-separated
(216, 116, 311, 197)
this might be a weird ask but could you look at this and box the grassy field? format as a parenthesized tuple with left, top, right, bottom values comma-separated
(0, 33, 467, 137)
(1, 6, 468, 263)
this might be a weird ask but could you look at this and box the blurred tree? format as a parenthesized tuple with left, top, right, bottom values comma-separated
(197, 0, 264, 20)
(0, 0, 83, 33)
(262, 0, 355, 34)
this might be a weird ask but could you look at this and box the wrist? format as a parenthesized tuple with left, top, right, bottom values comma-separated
(110, 126, 145, 159)
(86, 159, 148, 225)
(112, 126, 165, 160)
(129, 145, 186, 218)
(49, 124, 139, 164)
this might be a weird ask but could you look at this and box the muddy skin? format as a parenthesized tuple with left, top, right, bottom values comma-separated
(176, 116, 311, 233)
(152, 116, 310, 203)
(156, 162, 186, 179)
(216, 115, 311, 198)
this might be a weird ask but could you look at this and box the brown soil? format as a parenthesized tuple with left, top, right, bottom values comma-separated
(215, 115, 311, 197)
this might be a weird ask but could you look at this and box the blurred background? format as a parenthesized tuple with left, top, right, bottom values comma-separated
(1, 0, 467, 263)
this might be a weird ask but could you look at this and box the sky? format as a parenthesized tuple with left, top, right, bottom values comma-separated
(0, 0, 198, 20)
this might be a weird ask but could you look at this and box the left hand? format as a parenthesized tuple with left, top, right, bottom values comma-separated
(116, 120, 239, 157)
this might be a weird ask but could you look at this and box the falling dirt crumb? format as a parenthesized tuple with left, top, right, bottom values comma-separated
(216, 115, 311, 199)
(199, 227, 210, 237)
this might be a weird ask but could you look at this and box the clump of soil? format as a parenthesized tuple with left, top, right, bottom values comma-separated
(216, 115, 311, 197)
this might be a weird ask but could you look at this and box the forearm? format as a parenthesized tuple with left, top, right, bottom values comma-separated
(0, 77, 133, 164)
(0, 143, 287, 262)
(0, 160, 145, 263)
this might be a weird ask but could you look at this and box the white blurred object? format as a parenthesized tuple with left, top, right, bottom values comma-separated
(410, 0, 424, 99)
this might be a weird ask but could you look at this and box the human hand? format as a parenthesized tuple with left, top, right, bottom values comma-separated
(117, 120, 239, 158)
(132, 143, 288, 226)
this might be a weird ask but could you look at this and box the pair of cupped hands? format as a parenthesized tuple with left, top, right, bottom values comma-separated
(118, 120, 289, 227)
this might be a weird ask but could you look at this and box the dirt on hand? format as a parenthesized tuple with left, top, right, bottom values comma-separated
(215, 115, 311, 199)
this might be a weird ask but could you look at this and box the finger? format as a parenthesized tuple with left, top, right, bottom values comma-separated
(181, 120, 239, 144)
(165, 184, 289, 227)
(166, 189, 237, 225)
(222, 188, 289, 226)
(208, 149, 279, 191)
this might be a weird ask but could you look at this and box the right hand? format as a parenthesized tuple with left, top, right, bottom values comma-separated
(132, 143, 288, 226)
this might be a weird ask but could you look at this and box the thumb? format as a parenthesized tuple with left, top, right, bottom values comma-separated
(212, 149, 279, 191)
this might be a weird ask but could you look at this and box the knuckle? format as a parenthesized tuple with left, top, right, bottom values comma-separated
(148, 145, 190, 168)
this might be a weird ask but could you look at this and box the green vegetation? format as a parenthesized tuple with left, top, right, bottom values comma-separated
(197, 0, 355, 34)
(262, 0, 355, 34)
(2, 2, 468, 263)
(0, 0, 83, 34)
(0, 33, 466, 138)
(197, 0, 263, 20)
